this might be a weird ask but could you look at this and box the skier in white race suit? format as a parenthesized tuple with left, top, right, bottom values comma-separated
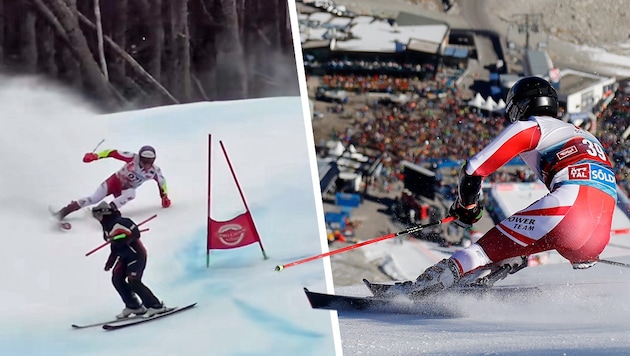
(54, 145, 171, 222)
(390, 76, 618, 296)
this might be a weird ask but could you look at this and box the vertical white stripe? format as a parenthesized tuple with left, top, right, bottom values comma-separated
(285, 1, 342, 355)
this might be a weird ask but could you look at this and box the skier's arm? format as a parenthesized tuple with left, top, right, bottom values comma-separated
(154, 166, 171, 207)
(83, 149, 135, 163)
(104, 248, 117, 271)
(153, 166, 168, 197)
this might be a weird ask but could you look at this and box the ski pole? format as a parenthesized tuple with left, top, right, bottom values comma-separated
(91, 138, 105, 152)
(274, 216, 455, 272)
(598, 259, 630, 269)
(85, 228, 151, 257)
(611, 228, 630, 235)
(85, 213, 157, 257)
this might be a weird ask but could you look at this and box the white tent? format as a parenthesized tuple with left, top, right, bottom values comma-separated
(329, 140, 345, 156)
(467, 92, 486, 109)
(493, 98, 506, 113)
(481, 96, 497, 111)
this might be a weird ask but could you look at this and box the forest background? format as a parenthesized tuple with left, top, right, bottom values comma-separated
(0, 0, 298, 111)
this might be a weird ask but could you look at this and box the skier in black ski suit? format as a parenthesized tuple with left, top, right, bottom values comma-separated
(91, 201, 168, 319)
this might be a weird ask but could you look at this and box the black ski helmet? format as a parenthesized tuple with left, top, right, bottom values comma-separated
(138, 145, 156, 165)
(505, 76, 558, 124)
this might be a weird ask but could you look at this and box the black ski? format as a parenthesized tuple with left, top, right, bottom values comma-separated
(72, 315, 145, 329)
(363, 279, 540, 298)
(305, 284, 541, 314)
(304, 288, 401, 311)
(102, 303, 197, 330)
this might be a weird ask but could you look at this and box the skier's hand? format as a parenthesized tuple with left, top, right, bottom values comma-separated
(161, 195, 171, 208)
(83, 152, 98, 163)
(104, 264, 112, 272)
(449, 198, 482, 228)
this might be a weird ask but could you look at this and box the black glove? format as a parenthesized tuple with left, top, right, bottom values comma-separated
(449, 198, 482, 228)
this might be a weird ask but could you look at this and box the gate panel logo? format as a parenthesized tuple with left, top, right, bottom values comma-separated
(217, 224, 246, 246)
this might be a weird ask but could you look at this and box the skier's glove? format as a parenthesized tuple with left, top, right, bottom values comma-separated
(448, 198, 482, 228)
(161, 195, 171, 208)
(83, 152, 98, 163)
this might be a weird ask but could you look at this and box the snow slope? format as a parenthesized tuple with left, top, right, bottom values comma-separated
(0, 76, 340, 355)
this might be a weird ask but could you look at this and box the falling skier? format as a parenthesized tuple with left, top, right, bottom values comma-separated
(92, 201, 169, 319)
(386, 76, 617, 297)
(52, 145, 171, 230)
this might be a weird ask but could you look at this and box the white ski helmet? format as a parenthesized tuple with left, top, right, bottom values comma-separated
(138, 145, 156, 165)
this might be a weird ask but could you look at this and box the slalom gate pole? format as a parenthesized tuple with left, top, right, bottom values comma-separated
(598, 259, 630, 269)
(92, 138, 105, 152)
(611, 228, 630, 235)
(85, 213, 157, 257)
(274, 216, 455, 272)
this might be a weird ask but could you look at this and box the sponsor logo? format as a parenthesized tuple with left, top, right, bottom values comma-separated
(568, 163, 590, 179)
(217, 224, 246, 246)
(556, 145, 578, 160)
(505, 216, 536, 231)
(567, 163, 616, 188)
(591, 167, 616, 185)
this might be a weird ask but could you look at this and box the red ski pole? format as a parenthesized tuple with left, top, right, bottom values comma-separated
(85, 213, 157, 257)
(274, 216, 455, 272)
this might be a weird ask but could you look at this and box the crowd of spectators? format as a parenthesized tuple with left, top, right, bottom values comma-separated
(325, 75, 511, 183)
(322, 72, 630, 202)
(305, 58, 435, 79)
(319, 74, 414, 93)
(596, 82, 630, 197)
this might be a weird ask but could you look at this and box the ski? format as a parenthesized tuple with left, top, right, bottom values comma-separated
(72, 315, 145, 329)
(304, 288, 406, 311)
(102, 303, 197, 330)
(363, 279, 540, 299)
(305, 284, 541, 314)
(362, 279, 445, 298)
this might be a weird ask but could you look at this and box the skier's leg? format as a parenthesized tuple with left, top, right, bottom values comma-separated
(552, 186, 615, 269)
(56, 182, 108, 220)
(111, 188, 136, 210)
(125, 253, 163, 313)
(111, 262, 142, 309)
(478, 185, 614, 269)
(396, 185, 582, 295)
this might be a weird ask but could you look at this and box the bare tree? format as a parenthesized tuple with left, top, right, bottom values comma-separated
(215, 0, 247, 99)
(1, 0, 298, 110)
(94, 0, 108, 80)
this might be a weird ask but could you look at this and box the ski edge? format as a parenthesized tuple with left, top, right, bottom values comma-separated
(102, 303, 197, 330)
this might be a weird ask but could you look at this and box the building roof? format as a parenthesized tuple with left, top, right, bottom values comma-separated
(557, 69, 609, 96)
(525, 50, 553, 77)
(332, 18, 447, 54)
(395, 11, 447, 27)
(299, 10, 449, 55)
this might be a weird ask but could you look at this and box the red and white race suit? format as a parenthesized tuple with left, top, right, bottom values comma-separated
(77, 150, 168, 209)
(451, 115, 617, 274)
